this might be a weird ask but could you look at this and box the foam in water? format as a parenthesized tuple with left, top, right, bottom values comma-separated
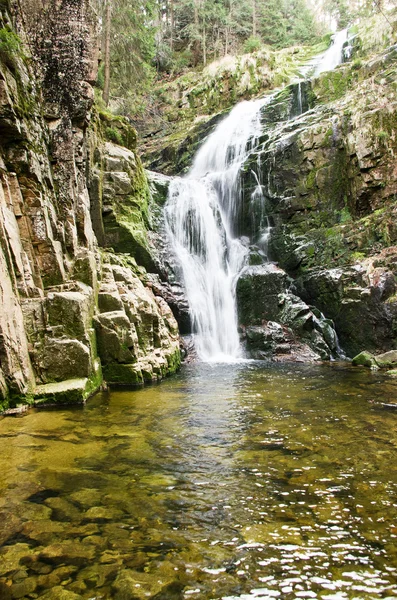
(165, 98, 269, 361)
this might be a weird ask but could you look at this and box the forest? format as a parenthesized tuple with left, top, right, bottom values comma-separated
(95, 0, 387, 115)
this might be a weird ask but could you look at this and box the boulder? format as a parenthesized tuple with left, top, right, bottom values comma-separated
(373, 350, 397, 368)
(237, 264, 290, 324)
(352, 351, 379, 368)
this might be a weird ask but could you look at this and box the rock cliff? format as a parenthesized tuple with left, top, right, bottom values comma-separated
(0, 0, 180, 412)
(237, 37, 397, 358)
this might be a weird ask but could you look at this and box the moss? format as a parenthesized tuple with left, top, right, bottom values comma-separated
(33, 376, 101, 407)
(105, 126, 123, 145)
(306, 169, 317, 190)
(0, 27, 25, 70)
(313, 66, 357, 103)
(103, 363, 144, 386)
(167, 348, 181, 374)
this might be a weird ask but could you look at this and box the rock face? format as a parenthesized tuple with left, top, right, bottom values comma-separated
(238, 44, 397, 358)
(236, 264, 339, 361)
(0, 1, 180, 411)
(140, 46, 321, 175)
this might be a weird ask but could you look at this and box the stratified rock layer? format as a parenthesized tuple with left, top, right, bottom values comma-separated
(0, 1, 180, 411)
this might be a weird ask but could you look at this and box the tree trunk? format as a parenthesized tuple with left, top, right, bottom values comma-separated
(103, 0, 111, 106)
(202, 19, 206, 65)
(252, 0, 257, 37)
(170, 0, 174, 51)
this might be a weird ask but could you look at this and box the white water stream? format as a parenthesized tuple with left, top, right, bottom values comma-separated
(314, 28, 348, 76)
(165, 98, 268, 361)
(165, 32, 348, 362)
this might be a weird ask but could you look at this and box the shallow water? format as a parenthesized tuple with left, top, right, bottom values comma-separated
(1, 362, 397, 599)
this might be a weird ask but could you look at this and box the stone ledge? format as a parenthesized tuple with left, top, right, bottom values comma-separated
(34, 377, 98, 406)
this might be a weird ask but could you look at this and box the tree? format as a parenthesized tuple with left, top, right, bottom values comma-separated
(98, 0, 156, 114)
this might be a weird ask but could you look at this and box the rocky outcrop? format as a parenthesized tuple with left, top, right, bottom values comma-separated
(238, 44, 397, 357)
(140, 45, 323, 175)
(236, 264, 339, 361)
(0, 1, 180, 412)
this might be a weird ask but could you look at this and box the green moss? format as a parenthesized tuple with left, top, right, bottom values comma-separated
(167, 348, 181, 374)
(0, 27, 25, 70)
(105, 126, 124, 145)
(306, 169, 317, 190)
(351, 251, 366, 262)
(103, 363, 144, 386)
(313, 66, 356, 103)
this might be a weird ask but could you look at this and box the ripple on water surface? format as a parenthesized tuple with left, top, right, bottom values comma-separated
(0, 362, 397, 599)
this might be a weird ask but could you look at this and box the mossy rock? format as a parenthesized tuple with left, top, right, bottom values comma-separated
(103, 363, 144, 386)
(374, 350, 397, 369)
(352, 351, 378, 369)
(34, 378, 98, 406)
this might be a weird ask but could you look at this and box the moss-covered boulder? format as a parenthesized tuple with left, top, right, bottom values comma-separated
(352, 351, 378, 368)
(374, 350, 397, 369)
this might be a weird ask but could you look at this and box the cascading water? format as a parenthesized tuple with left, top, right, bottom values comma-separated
(314, 28, 348, 76)
(165, 30, 349, 363)
(165, 98, 268, 361)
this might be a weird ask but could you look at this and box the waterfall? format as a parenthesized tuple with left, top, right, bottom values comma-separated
(165, 98, 268, 361)
(314, 28, 348, 76)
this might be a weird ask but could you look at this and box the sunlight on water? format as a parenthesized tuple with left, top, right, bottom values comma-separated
(0, 362, 397, 598)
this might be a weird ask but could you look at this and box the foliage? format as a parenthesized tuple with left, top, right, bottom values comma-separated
(0, 27, 24, 69)
(94, 0, 156, 115)
(244, 35, 261, 53)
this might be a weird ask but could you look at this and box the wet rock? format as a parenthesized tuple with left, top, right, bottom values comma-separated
(84, 506, 124, 521)
(375, 350, 397, 368)
(0, 544, 33, 576)
(238, 266, 337, 360)
(69, 489, 102, 508)
(112, 568, 177, 600)
(76, 563, 118, 588)
(11, 576, 36, 598)
(0, 582, 12, 600)
(38, 542, 96, 566)
(237, 264, 290, 324)
(44, 497, 82, 522)
(352, 351, 379, 368)
(295, 266, 397, 356)
(146, 170, 172, 206)
(22, 520, 65, 545)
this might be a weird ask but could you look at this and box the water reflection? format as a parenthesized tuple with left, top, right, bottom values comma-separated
(0, 362, 397, 599)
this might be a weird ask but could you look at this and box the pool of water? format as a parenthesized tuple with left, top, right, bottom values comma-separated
(1, 362, 397, 599)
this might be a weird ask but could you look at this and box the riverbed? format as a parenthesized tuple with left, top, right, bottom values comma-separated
(1, 362, 397, 599)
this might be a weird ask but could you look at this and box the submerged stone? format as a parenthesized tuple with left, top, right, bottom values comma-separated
(37, 586, 83, 600)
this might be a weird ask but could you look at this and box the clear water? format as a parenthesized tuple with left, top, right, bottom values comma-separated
(1, 363, 397, 599)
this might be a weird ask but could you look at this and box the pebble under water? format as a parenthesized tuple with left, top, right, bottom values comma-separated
(1, 362, 397, 599)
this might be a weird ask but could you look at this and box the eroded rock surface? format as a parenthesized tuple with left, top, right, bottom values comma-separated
(0, 0, 180, 411)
